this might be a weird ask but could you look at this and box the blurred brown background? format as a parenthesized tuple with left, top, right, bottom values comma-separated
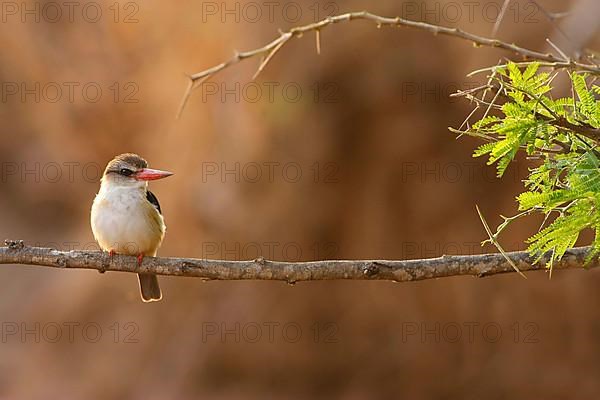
(1, 0, 599, 398)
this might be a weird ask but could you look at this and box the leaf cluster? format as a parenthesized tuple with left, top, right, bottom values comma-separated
(460, 62, 600, 268)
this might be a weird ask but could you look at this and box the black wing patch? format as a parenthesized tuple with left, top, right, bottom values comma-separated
(146, 190, 162, 214)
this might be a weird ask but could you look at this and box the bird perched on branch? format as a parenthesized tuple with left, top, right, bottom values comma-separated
(91, 153, 173, 302)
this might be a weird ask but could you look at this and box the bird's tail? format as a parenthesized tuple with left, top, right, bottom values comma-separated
(138, 274, 162, 302)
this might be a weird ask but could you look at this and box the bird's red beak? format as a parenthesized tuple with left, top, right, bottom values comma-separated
(135, 168, 174, 181)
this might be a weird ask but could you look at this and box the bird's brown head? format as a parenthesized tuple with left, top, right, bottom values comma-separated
(102, 153, 173, 188)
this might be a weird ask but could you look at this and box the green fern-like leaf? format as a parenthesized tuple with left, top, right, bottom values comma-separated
(458, 63, 600, 268)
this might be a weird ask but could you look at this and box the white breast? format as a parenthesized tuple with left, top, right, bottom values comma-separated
(91, 185, 165, 256)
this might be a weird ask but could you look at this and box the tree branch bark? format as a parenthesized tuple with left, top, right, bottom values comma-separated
(1, 240, 597, 283)
(178, 10, 600, 118)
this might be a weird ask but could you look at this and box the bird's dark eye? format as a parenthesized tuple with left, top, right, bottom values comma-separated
(119, 168, 134, 176)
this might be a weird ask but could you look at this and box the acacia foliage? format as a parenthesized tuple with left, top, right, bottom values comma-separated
(462, 63, 600, 267)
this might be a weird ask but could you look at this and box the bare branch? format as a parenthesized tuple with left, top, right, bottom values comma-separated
(178, 11, 600, 117)
(1, 241, 598, 283)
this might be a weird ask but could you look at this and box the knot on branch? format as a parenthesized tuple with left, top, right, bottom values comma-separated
(5, 240, 24, 250)
(181, 261, 197, 273)
(363, 262, 381, 277)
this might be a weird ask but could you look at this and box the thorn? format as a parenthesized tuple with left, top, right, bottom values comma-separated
(175, 79, 194, 120)
(476, 205, 527, 279)
(252, 38, 288, 80)
(315, 29, 321, 55)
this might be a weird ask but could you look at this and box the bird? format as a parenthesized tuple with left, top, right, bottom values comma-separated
(91, 153, 173, 302)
